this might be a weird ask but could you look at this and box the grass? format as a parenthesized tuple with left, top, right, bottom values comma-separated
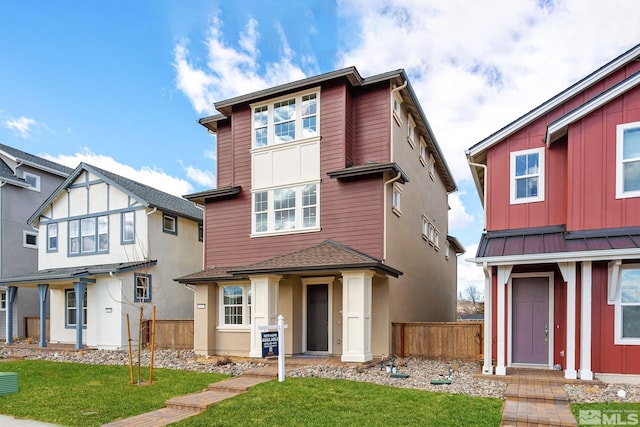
(0, 360, 227, 426)
(173, 377, 504, 427)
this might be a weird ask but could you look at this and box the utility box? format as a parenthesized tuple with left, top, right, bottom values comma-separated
(0, 372, 18, 395)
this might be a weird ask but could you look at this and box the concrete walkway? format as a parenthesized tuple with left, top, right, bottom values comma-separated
(102, 367, 278, 427)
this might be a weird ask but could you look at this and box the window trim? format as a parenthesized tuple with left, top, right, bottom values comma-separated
(162, 213, 178, 235)
(23, 171, 41, 192)
(614, 264, 640, 345)
(121, 211, 135, 244)
(250, 88, 320, 149)
(23, 230, 38, 249)
(392, 183, 402, 217)
(392, 90, 403, 126)
(133, 273, 152, 303)
(65, 289, 87, 329)
(445, 240, 451, 260)
(419, 137, 427, 166)
(47, 222, 58, 252)
(429, 154, 436, 180)
(68, 215, 109, 256)
(0, 291, 6, 310)
(218, 283, 252, 330)
(616, 121, 640, 199)
(510, 147, 545, 204)
(407, 115, 416, 148)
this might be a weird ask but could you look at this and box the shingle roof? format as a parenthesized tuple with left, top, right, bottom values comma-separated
(0, 260, 156, 286)
(0, 143, 73, 176)
(175, 240, 402, 283)
(476, 225, 640, 259)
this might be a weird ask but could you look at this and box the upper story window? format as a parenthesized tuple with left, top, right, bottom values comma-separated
(252, 90, 319, 148)
(162, 213, 177, 235)
(615, 265, 640, 344)
(121, 211, 135, 244)
(23, 230, 38, 249)
(252, 183, 318, 235)
(23, 171, 41, 192)
(510, 147, 545, 204)
(69, 215, 108, 255)
(407, 115, 416, 148)
(429, 154, 436, 180)
(134, 273, 152, 303)
(392, 183, 402, 217)
(47, 223, 58, 252)
(392, 90, 403, 126)
(419, 137, 427, 166)
(616, 121, 640, 199)
(445, 240, 451, 260)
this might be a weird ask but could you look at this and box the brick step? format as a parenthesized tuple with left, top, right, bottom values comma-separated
(165, 390, 238, 411)
(102, 407, 202, 427)
(502, 399, 577, 426)
(242, 366, 279, 378)
(209, 375, 273, 393)
(505, 383, 569, 402)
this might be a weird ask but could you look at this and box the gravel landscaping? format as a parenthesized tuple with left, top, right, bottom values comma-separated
(1, 345, 639, 403)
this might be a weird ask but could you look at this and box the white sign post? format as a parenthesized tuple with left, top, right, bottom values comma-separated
(259, 314, 288, 382)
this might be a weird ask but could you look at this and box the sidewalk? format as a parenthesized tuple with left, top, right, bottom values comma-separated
(0, 414, 62, 427)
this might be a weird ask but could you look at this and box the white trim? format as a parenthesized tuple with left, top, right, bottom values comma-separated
(23, 229, 38, 249)
(614, 263, 640, 345)
(595, 373, 640, 384)
(392, 90, 403, 126)
(510, 147, 545, 204)
(563, 263, 578, 379)
(407, 115, 416, 148)
(507, 272, 554, 371)
(482, 264, 493, 375)
(218, 282, 252, 330)
(580, 261, 593, 380)
(301, 277, 334, 355)
(608, 260, 622, 303)
(496, 266, 508, 375)
(616, 121, 640, 199)
(22, 171, 41, 192)
(471, 247, 640, 266)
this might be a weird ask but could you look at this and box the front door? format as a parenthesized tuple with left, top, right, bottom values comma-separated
(512, 277, 549, 364)
(306, 284, 328, 352)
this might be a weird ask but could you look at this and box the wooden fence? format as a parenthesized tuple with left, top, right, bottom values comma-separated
(392, 322, 483, 361)
(25, 317, 50, 341)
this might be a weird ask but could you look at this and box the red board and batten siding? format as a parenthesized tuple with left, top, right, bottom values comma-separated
(203, 80, 390, 268)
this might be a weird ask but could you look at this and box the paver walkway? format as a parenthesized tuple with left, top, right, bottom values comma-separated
(102, 366, 278, 427)
(497, 368, 602, 426)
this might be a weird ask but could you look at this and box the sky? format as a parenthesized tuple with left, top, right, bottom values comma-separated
(1, 1, 639, 297)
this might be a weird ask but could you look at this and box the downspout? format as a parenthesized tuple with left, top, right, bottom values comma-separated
(468, 162, 487, 230)
(0, 181, 4, 278)
(383, 172, 403, 260)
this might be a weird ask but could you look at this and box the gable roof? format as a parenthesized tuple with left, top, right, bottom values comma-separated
(196, 66, 457, 193)
(0, 143, 73, 177)
(28, 162, 203, 225)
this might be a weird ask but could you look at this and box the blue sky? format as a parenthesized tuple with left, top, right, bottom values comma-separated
(1, 1, 639, 295)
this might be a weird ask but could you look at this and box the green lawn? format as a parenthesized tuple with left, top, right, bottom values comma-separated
(0, 360, 227, 426)
(0, 361, 504, 427)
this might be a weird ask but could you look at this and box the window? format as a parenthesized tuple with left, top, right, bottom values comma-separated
(198, 224, 203, 242)
(68, 215, 108, 255)
(23, 230, 38, 249)
(65, 289, 87, 328)
(252, 90, 319, 148)
(0, 291, 6, 310)
(220, 284, 252, 327)
(429, 154, 436, 180)
(23, 171, 40, 192)
(615, 265, 640, 344)
(445, 240, 451, 260)
(121, 211, 135, 244)
(392, 183, 402, 216)
(252, 183, 319, 235)
(407, 115, 416, 148)
(47, 223, 58, 252)
(392, 90, 403, 125)
(134, 274, 152, 303)
(510, 147, 545, 204)
(163, 213, 177, 235)
(616, 121, 640, 199)
(422, 215, 439, 249)
(419, 137, 427, 166)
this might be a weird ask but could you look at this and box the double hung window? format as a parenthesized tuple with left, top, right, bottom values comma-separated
(510, 147, 545, 204)
(615, 266, 640, 344)
(134, 274, 152, 303)
(252, 183, 318, 235)
(252, 91, 318, 148)
(221, 284, 252, 327)
(121, 211, 135, 244)
(616, 122, 640, 199)
(66, 289, 87, 328)
(47, 223, 58, 252)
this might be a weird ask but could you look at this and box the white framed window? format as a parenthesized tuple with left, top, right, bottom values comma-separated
(392, 183, 402, 216)
(65, 289, 87, 328)
(23, 171, 41, 192)
(429, 154, 436, 180)
(407, 115, 416, 148)
(510, 147, 545, 204)
(162, 213, 177, 235)
(0, 291, 6, 310)
(252, 183, 319, 235)
(615, 265, 640, 344)
(445, 240, 451, 260)
(421, 215, 439, 249)
(68, 215, 108, 255)
(252, 89, 319, 148)
(616, 121, 640, 199)
(392, 90, 403, 126)
(23, 230, 38, 249)
(47, 223, 58, 252)
(121, 211, 135, 244)
(219, 284, 252, 328)
(134, 273, 152, 303)
(419, 137, 427, 166)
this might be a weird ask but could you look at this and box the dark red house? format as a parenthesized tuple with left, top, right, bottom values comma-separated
(467, 43, 640, 382)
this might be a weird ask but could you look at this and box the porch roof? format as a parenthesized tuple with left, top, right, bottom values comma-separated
(0, 260, 157, 286)
(476, 225, 640, 260)
(175, 240, 402, 283)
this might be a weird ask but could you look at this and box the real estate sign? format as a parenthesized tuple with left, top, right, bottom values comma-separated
(261, 331, 279, 358)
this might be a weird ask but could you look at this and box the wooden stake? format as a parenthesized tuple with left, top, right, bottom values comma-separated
(149, 306, 156, 384)
(126, 313, 133, 384)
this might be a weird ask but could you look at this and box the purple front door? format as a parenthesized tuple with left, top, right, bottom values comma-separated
(512, 277, 549, 364)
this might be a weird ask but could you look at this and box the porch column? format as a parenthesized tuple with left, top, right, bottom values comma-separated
(340, 270, 373, 363)
(37, 284, 48, 348)
(5, 286, 17, 344)
(73, 281, 87, 350)
(482, 263, 493, 375)
(560, 262, 577, 379)
(249, 275, 281, 358)
(495, 266, 512, 375)
(580, 262, 593, 380)
(193, 283, 216, 356)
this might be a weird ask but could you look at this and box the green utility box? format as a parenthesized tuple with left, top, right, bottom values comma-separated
(0, 372, 18, 395)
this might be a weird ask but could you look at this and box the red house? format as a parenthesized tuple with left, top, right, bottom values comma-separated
(467, 43, 640, 382)
(177, 67, 463, 362)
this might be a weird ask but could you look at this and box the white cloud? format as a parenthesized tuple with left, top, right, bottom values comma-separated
(184, 165, 216, 188)
(448, 192, 474, 229)
(5, 116, 37, 138)
(43, 148, 194, 197)
(173, 12, 309, 115)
